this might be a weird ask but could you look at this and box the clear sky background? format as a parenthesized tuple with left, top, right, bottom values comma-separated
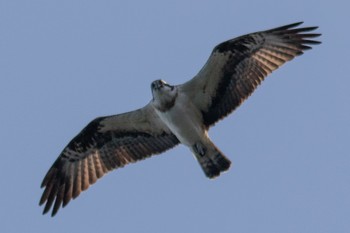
(1, 1, 349, 232)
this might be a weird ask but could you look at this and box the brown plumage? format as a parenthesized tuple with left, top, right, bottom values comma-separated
(40, 106, 179, 216)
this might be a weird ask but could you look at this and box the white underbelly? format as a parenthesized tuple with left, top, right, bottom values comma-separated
(156, 100, 206, 146)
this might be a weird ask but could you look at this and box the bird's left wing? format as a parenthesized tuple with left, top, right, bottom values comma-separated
(39, 104, 179, 216)
(179, 22, 321, 127)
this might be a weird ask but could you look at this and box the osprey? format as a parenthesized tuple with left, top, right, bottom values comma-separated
(40, 22, 321, 216)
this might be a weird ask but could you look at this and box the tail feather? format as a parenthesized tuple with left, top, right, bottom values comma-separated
(200, 151, 231, 178)
(192, 142, 231, 178)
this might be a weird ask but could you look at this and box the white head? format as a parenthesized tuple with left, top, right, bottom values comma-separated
(151, 79, 178, 112)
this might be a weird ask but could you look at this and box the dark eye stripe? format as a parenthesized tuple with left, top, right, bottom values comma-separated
(164, 83, 174, 91)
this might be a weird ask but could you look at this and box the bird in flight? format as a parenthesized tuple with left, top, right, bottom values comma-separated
(40, 22, 321, 216)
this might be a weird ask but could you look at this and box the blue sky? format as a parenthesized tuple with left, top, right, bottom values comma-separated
(1, 1, 349, 232)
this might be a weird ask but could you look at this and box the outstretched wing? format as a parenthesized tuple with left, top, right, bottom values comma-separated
(39, 104, 179, 216)
(179, 22, 321, 127)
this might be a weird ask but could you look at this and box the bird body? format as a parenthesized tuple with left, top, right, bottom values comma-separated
(152, 80, 231, 177)
(40, 22, 321, 216)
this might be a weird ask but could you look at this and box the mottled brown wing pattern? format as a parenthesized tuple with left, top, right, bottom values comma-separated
(181, 22, 321, 127)
(39, 107, 179, 216)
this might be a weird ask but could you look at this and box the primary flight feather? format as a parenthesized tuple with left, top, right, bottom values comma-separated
(40, 22, 321, 216)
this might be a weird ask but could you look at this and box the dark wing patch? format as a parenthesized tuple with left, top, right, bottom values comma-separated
(203, 22, 321, 126)
(39, 111, 179, 217)
(181, 22, 321, 127)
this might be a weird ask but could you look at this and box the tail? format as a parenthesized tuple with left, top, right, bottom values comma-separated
(192, 141, 231, 179)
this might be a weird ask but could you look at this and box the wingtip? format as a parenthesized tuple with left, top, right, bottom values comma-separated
(42, 206, 50, 215)
(291, 21, 304, 27)
(269, 22, 321, 34)
(41, 205, 58, 217)
(271, 21, 304, 31)
(39, 199, 45, 206)
(51, 210, 58, 217)
(41, 206, 56, 217)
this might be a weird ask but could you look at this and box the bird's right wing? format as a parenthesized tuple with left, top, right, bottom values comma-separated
(39, 104, 179, 216)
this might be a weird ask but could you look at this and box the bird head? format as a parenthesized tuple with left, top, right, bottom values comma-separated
(151, 79, 177, 111)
